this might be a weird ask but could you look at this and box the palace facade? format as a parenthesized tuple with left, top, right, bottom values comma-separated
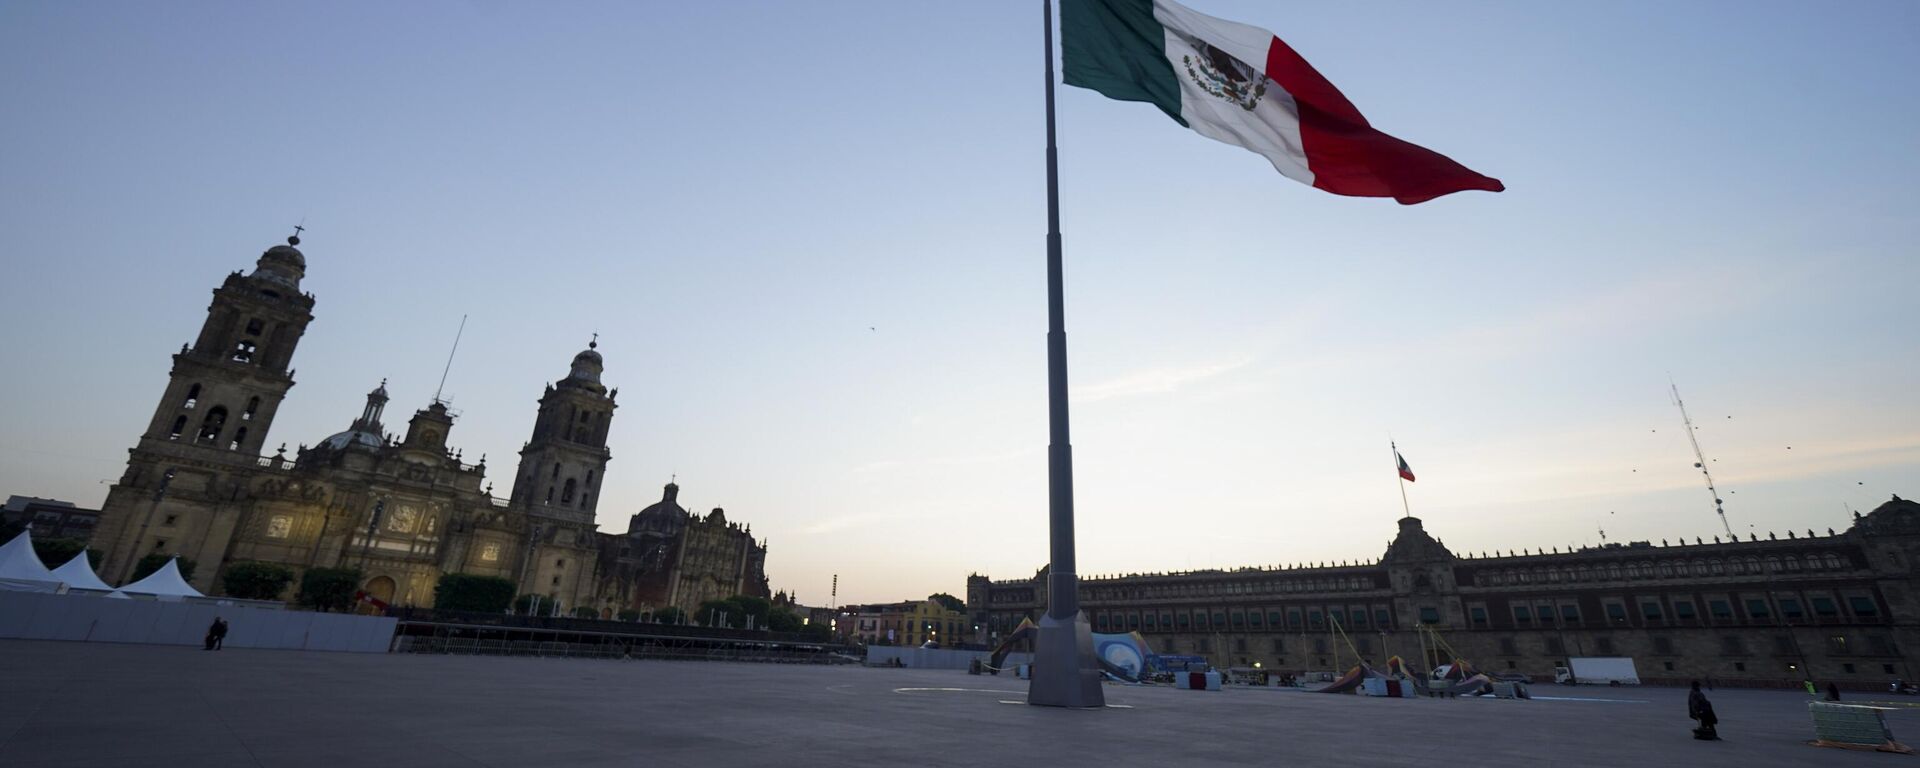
(88, 235, 769, 616)
(968, 499, 1920, 686)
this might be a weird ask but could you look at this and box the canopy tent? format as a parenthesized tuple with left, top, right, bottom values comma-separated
(51, 552, 115, 592)
(0, 531, 67, 593)
(116, 557, 204, 599)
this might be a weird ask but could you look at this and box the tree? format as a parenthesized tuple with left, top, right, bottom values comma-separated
(513, 593, 558, 615)
(222, 561, 294, 600)
(929, 593, 966, 613)
(296, 567, 361, 612)
(571, 606, 600, 619)
(132, 553, 197, 582)
(767, 608, 803, 633)
(432, 573, 516, 613)
(0, 517, 23, 542)
(798, 622, 834, 643)
(697, 598, 737, 628)
(653, 606, 685, 625)
(30, 538, 97, 569)
(617, 609, 641, 622)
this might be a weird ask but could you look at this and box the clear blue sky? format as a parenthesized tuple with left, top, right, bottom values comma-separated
(2, 1, 1915, 605)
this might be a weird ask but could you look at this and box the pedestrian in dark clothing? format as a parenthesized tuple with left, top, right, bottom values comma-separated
(1826, 683, 1842, 701)
(1688, 681, 1720, 740)
(207, 617, 228, 651)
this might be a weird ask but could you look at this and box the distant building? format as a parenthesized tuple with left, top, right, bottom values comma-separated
(2, 496, 98, 541)
(594, 482, 770, 616)
(968, 497, 1919, 686)
(836, 599, 967, 647)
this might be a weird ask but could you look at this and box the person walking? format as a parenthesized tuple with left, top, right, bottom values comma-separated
(203, 617, 220, 651)
(209, 617, 228, 651)
(1688, 680, 1720, 740)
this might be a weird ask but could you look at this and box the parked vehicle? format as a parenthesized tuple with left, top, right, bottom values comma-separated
(1554, 657, 1640, 686)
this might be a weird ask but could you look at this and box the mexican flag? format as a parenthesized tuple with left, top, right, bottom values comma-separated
(1061, 0, 1503, 204)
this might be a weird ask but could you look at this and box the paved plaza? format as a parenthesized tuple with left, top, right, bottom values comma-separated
(0, 640, 1907, 767)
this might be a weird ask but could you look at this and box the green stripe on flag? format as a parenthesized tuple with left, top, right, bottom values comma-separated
(1061, 0, 1185, 127)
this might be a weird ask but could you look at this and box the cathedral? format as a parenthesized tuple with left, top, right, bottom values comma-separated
(88, 235, 770, 616)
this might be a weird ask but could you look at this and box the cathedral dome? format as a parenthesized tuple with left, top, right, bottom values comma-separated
(319, 427, 382, 451)
(263, 243, 306, 270)
(567, 340, 604, 383)
(251, 236, 307, 288)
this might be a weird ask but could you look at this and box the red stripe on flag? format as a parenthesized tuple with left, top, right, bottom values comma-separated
(1263, 37, 1504, 205)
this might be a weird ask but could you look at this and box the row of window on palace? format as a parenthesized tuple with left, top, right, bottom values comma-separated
(1049, 591, 1880, 634)
(1066, 605, 1399, 633)
(988, 552, 1856, 605)
(1473, 592, 1880, 628)
(1161, 632, 1897, 667)
(1473, 553, 1851, 585)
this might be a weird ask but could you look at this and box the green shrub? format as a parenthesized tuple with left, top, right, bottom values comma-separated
(296, 567, 361, 612)
(222, 561, 295, 600)
(433, 573, 516, 613)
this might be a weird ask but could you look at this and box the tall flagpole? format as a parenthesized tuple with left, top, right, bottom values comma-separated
(1393, 441, 1413, 519)
(1029, 0, 1104, 709)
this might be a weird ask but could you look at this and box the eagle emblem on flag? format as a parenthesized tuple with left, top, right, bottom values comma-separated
(1181, 41, 1268, 111)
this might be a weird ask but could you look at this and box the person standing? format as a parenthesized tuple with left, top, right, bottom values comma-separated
(210, 617, 228, 651)
(1689, 681, 1720, 740)
(203, 617, 220, 651)
(1827, 683, 1842, 702)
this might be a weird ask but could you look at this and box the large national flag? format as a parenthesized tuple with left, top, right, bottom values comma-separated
(1061, 0, 1504, 204)
(1396, 449, 1416, 482)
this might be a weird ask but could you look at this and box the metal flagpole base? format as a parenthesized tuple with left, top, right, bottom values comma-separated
(1028, 610, 1105, 708)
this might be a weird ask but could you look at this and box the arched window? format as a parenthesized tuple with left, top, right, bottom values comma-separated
(1709, 559, 1725, 575)
(581, 492, 591, 508)
(243, 397, 260, 421)
(1693, 560, 1709, 576)
(168, 415, 187, 440)
(552, 463, 561, 478)
(245, 318, 264, 336)
(1607, 564, 1623, 580)
(546, 486, 554, 502)
(183, 384, 201, 409)
(197, 406, 228, 444)
(1824, 554, 1844, 569)
(562, 478, 577, 503)
(229, 427, 248, 451)
(1785, 557, 1801, 572)
(231, 340, 256, 363)
(585, 470, 595, 486)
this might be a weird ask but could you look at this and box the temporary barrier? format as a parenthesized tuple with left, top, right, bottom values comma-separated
(0, 589, 393, 652)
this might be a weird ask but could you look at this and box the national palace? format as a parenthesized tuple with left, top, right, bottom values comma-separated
(88, 235, 770, 616)
(968, 501, 1920, 686)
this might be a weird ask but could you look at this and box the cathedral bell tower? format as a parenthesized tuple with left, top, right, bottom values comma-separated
(95, 233, 318, 587)
(509, 340, 617, 524)
(140, 235, 316, 455)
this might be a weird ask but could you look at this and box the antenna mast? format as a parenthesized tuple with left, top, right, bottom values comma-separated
(1671, 379, 1733, 538)
(434, 315, 467, 404)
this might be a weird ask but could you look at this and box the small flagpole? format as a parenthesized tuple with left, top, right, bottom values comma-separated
(1393, 441, 1412, 520)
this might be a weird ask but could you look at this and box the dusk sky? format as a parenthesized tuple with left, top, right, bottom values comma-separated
(2, 1, 1915, 606)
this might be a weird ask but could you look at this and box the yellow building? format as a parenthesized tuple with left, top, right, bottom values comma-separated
(840, 599, 966, 647)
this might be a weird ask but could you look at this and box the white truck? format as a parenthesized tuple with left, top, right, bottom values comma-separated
(1555, 657, 1640, 686)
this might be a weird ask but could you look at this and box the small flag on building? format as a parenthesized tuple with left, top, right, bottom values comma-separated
(1061, 0, 1503, 204)
(1396, 449, 1416, 482)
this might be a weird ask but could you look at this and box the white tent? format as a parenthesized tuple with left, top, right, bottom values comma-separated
(0, 530, 67, 593)
(116, 557, 204, 599)
(51, 552, 115, 592)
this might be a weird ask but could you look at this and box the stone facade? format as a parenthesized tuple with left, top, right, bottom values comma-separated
(88, 236, 772, 615)
(969, 499, 1920, 686)
(593, 482, 771, 616)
